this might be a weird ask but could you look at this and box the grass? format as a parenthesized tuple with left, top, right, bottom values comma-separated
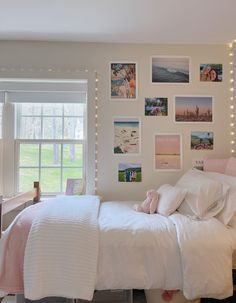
(19, 144, 83, 193)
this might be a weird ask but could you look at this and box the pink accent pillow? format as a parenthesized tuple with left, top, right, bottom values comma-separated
(203, 158, 228, 174)
(225, 157, 236, 176)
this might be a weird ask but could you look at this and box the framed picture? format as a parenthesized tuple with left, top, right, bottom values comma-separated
(113, 117, 140, 154)
(151, 56, 190, 83)
(118, 163, 142, 182)
(66, 178, 84, 195)
(145, 97, 168, 116)
(191, 131, 214, 150)
(200, 64, 223, 82)
(110, 62, 137, 100)
(192, 158, 204, 171)
(175, 96, 213, 123)
(154, 133, 182, 171)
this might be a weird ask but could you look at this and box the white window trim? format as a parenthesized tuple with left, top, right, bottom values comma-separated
(0, 72, 96, 197)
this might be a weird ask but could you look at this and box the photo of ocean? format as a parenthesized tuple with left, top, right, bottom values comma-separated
(152, 56, 190, 83)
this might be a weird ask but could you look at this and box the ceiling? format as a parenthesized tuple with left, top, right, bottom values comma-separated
(0, 0, 235, 45)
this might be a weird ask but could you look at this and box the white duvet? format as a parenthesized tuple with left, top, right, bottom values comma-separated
(2, 198, 234, 300)
(97, 202, 234, 300)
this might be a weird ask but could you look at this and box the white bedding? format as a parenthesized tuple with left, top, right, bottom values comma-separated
(170, 213, 233, 300)
(0, 198, 234, 300)
(96, 201, 182, 290)
(24, 195, 100, 301)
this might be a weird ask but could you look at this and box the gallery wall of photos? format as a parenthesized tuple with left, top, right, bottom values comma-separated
(110, 59, 223, 183)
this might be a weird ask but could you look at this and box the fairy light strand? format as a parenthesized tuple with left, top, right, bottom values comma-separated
(230, 42, 236, 154)
(0, 66, 99, 194)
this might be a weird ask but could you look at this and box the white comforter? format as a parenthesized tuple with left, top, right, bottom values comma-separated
(96, 201, 182, 291)
(170, 213, 233, 300)
(24, 195, 100, 300)
(2, 198, 234, 300)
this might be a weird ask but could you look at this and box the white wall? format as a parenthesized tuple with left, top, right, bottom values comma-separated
(0, 41, 231, 201)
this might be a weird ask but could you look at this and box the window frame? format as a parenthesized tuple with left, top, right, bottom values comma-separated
(0, 74, 96, 197)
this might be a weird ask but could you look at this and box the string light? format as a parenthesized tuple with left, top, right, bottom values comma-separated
(94, 70, 99, 195)
(230, 41, 236, 155)
(0, 66, 99, 195)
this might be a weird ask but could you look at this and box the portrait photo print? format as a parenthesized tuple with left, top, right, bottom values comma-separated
(152, 56, 190, 83)
(113, 117, 140, 154)
(110, 62, 137, 100)
(154, 133, 182, 170)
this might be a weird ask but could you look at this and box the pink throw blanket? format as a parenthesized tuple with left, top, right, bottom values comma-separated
(0, 202, 45, 293)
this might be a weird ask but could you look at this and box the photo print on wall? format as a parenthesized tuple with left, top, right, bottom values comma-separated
(110, 62, 137, 100)
(191, 131, 214, 150)
(200, 64, 222, 82)
(113, 117, 140, 154)
(151, 56, 190, 83)
(175, 96, 213, 123)
(145, 97, 168, 116)
(118, 163, 142, 182)
(154, 133, 182, 171)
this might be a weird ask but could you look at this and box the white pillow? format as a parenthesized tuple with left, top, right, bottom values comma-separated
(157, 184, 187, 216)
(204, 171, 236, 225)
(176, 169, 229, 219)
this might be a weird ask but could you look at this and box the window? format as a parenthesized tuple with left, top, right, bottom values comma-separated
(0, 80, 88, 196)
(0, 103, 2, 138)
(16, 103, 84, 193)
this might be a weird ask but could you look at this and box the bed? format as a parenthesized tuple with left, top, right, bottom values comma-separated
(0, 165, 236, 303)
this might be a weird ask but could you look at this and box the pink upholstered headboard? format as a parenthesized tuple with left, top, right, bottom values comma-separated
(203, 157, 236, 176)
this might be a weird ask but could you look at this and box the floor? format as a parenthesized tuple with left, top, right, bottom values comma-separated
(2, 290, 147, 303)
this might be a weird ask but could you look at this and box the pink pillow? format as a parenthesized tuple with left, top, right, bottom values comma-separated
(203, 158, 228, 174)
(225, 157, 236, 176)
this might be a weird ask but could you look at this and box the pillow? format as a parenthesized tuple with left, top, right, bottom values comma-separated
(225, 157, 236, 176)
(203, 157, 228, 173)
(204, 171, 236, 225)
(176, 169, 229, 219)
(157, 184, 187, 216)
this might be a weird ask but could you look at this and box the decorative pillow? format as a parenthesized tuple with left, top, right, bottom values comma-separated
(204, 171, 236, 225)
(157, 184, 187, 216)
(203, 157, 228, 174)
(176, 169, 229, 219)
(225, 157, 236, 176)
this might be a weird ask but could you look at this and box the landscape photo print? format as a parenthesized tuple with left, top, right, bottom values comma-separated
(152, 56, 190, 83)
(175, 96, 213, 123)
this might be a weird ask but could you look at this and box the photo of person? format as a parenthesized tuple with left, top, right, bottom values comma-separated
(152, 56, 190, 83)
(145, 97, 168, 116)
(191, 132, 214, 150)
(175, 96, 213, 123)
(154, 134, 182, 170)
(118, 163, 142, 182)
(200, 64, 222, 82)
(110, 62, 137, 99)
(113, 117, 140, 154)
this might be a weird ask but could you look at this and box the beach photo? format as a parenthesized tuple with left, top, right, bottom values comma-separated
(191, 131, 214, 150)
(192, 158, 204, 171)
(113, 117, 140, 154)
(175, 96, 213, 123)
(152, 56, 190, 83)
(118, 163, 142, 182)
(154, 134, 182, 170)
(200, 64, 223, 82)
(110, 62, 137, 100)
(145, 97, 168, 116)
